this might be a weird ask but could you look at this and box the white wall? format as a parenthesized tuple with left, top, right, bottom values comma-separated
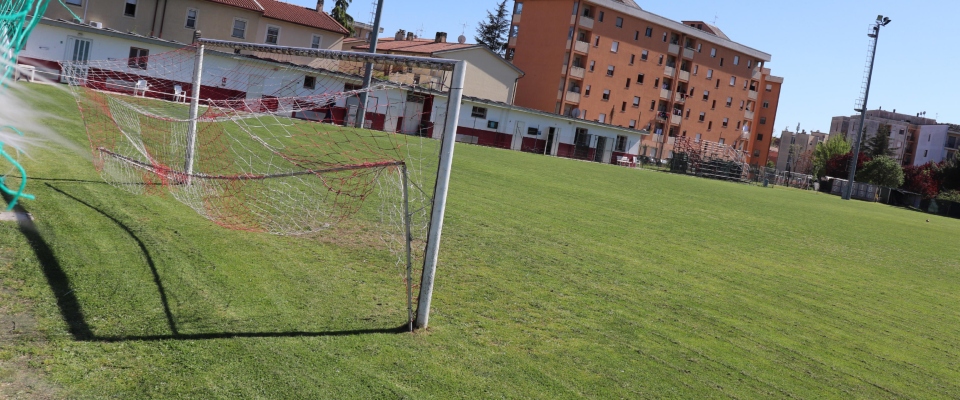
(914, 125, 948, 166)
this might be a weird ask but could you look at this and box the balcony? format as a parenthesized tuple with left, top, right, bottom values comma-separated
(557, 90, 563, 100)
(566, 91, 580, 103)
(668, 44, 679, 55)
(513, 13, 521, 24)
(509, 37, 516, 47)
(683, 47, 694, 59)
(663, 66, 675, 76)
(671, 114, 682, 125)
(752, 70, 761, 80)
(678, 70, 690, 81)
(579, 16, 594, 29)
(574, 40, 589, 54)
(660, 88, 670, 99)
(748, 90, 758, 100)
(656, 112, 668, 122)
(570, 66, 585, 79)
(674, 92, 686, 103)
(562, 65, 567, 75)
(745, 110, 755, 120)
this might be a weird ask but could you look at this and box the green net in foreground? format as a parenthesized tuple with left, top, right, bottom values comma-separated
(0, 0, 47, 210)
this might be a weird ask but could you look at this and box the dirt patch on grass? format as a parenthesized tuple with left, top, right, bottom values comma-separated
(0, 287, 60, 399)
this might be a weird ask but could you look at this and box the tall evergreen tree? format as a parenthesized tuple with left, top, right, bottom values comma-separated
(475, 0, 511, 55)
(332, 0, 355, 36)
(864, 124, 895, 157)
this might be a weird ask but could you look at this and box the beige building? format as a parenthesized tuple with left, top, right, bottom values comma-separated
(347, 32, 525, 104)
(46, 0, 348, 49)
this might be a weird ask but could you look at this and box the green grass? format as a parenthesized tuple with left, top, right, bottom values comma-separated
(2, 82, 960, 398)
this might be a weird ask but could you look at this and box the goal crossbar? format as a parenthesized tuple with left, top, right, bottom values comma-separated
(196, 38, 460, 72)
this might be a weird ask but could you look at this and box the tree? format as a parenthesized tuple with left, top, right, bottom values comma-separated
(864, 124, 895, 158)
(475, 0, 511, 55)
(331, 0, 354, 36)
(812, 135, 851, 178)
(824, 152, 870, 179)
(902, 162, 941, 199)
(858, 156, 904, 188)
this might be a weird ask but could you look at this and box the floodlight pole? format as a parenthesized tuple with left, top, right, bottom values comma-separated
(355, 0, 385, 128)
(844, 17, 889, 200)
(185, 31, 205, 184)
(416, 60, 467, 330)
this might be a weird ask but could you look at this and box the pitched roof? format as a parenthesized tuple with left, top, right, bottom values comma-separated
(258, 0, 349, 35)
(353, 38, 475, 55)
(204, 0, 264, 12)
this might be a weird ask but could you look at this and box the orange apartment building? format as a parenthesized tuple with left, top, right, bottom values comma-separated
(506, 0, 783, 166)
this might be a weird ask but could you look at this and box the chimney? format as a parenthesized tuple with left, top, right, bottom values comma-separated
(395, 29, 405, 41)
(406, 32, 415, 41)
(316, 0, 323, 12)
(435, 32, 447, 43)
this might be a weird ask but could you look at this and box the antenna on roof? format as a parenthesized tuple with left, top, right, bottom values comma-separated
(461, 21, 468, 36)
(416, 23, 424, 39)
(713, 13, 719, 25)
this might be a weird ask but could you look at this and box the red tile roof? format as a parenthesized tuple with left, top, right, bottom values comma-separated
(204, 0, 263, 12)
(259, 0, 349, 35)
(354, 38, 476, 55)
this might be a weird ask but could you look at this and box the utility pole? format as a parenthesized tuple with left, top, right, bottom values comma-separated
(844, 15, 891, 200)
(354, 0, 384, 128)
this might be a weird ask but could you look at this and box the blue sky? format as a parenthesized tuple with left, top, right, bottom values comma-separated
(300, 0, 960, 135)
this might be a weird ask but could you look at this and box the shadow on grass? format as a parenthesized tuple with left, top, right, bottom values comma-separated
(3, 184, 408, 342)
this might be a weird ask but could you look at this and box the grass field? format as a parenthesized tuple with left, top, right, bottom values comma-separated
(2, 82, 960, 399)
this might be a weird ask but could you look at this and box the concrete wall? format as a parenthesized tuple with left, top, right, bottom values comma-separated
(914, 125, 948, 165)
(439, 47, 521, 104)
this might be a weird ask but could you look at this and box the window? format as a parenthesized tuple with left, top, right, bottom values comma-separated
(616, 17, 623, 28)
(662, 32, 668, 42)
(615, 135, 627, 151)
(645, 27, 653, 37)
(471, 106, 487, 119)
(725, 97, 732, 107)
(657, 54, 663, 65)
(722, 118, 729, 128)
(633, 97, 640, 107)
(303, 76, 316, 90)
(629, 120, 637, 129)
(598, 113, 606, 123)
(641, 50, 649, 61)
(621, 102, 627, 112)
(606, 65, 615, 76)
(695, 133, 702, 142)
(626, 78, 631, 88)
(715, 79, 720, 88)
(311, 35, 323, 49)
(693, 65, 698, 75)
(718, 138, 725, 145)
(232, 18, 247, 38)
(650, 100, 655, 111)
(702, 90, 709, 101)
(510, 25, 519, 38)
(611, 41, 619, 53)
(697, 43, 702, 52)
(710, 48, 716, 57)
(924, 150, 929, 157)
(637, 73, 644, 84)
(760, 117, 767, 125)
(124, 0, 137, 17)
(593, 35, 600, 46)
(762, 101, 769, 108)
(708, 121, 713, 130)
(747, 60, 752, 68)
(733, 56, 740, 65)
(584, 85, 591, 96)
(598, 11, 604, 22)
(589, 61, 595, 72)
(629, 54, 635, 64)
(65, 0, 81, 4)
(128, 47, 149, 69)
(185, 8, 198, 29)
(736, 121, 741, 129)
(739, 100, 745, 110)
(527, 127, 539, 136)
(756, 133, 764, 141)
(719, 58, 724, 66)
(766, 84, 773, 92)
(730, 76, 736, 86)
(685, 109, 690, 118)
(698, 112, 705, 122)
(706, 69, 713, 79)
(514, 2, 523, 14)
(602, 89, 610, 100)
(265, 25, 280, 44)
(634, 31, 639, 40)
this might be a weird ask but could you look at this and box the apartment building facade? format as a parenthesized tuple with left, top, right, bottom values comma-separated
(44, 0, 348, 50)
(505, 0, 782, 166)
(830, 109, 939, 166)
(775, 129, 827, 174)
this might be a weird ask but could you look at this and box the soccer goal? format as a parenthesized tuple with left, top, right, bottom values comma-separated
(62, 33, 466, 330)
